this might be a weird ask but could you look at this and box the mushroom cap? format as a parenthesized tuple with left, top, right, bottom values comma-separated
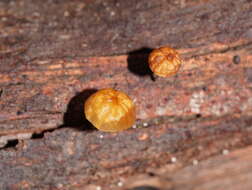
(84, 88, 136, 132)
(148, 46, 182, 77)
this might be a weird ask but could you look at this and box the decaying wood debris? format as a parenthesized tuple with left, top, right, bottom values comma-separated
(0, 0, 252, 189)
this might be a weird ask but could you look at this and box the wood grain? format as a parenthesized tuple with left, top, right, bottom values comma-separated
(0, 0, 252, 189)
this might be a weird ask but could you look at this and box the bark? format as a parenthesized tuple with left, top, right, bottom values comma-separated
(0, 0, 252, 189)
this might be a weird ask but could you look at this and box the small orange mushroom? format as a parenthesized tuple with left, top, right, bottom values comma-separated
(84, 88, 136, 132)
(148, 46, 182, 77)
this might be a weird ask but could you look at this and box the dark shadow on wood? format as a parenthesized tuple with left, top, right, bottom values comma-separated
(127, 47, 155, 81)
(61, 89, 98, 131)
(0, 139, 19, 150)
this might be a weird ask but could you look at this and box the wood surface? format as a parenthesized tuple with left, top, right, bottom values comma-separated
(0, 0, 252, 189)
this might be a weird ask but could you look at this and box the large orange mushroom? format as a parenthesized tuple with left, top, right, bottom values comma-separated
(84, 88, 136, 132)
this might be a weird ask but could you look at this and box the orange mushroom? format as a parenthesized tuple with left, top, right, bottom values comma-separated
(148, 46, 182, 77)
(84, 88, 136, 132)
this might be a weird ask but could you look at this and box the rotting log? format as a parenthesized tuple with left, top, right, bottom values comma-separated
(0, 0, 252, 189)
(1, 39, 251, 147)
(1, 115, 252, 189)
(122, 144, 252, 190)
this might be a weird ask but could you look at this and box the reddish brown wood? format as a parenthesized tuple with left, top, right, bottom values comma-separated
(121, 145, 252, 190)
(0, 0, 252, 189)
